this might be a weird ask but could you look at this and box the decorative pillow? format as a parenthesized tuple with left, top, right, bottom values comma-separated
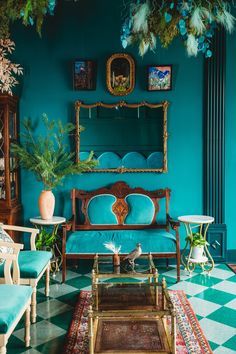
(0, 225, 14, 265)
(124, 194, 155, 225)
(87, 194, 118, 225)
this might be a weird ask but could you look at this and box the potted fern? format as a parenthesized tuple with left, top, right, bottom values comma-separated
(11, 114, 97, 219)
(186, 233, 209, 261)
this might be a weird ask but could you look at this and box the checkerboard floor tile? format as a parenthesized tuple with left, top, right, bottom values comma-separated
(6, 262, 236, 353)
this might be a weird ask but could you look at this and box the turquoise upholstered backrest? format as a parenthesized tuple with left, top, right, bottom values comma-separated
(124, 194, 155, 225)
(87, 194, 118, 225)
(87, 193, 159, 225)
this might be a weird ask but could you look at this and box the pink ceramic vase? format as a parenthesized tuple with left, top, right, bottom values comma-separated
(38, 190, 55, 220)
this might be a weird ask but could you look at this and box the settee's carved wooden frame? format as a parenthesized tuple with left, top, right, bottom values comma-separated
(62, 182, 180, 282)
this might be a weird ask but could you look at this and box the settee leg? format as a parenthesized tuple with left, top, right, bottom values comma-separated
(176, 254, 180, 283)
(166, 258, 169, 270)
(62, 257, 66, 283)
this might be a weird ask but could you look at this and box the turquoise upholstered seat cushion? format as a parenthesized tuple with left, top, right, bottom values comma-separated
(87, 194, 118, 225)
(66, 229, 176, 254)
(124, 194, 155, 225)
(0, 250, 51, 279)
(0, 284, 32, 333)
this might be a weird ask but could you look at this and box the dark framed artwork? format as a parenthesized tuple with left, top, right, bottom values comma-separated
(73, 60, 97, 90)
(106, 53, 135, 96)
(147, 65, 172, 91)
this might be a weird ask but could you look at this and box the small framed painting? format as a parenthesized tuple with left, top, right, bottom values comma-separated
(73, 60, 97, 90)
(147, 65, 172, 91)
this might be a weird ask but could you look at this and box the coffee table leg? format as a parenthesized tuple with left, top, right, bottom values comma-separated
(88, 306, 94, 354)
(171, 311, 177, 354)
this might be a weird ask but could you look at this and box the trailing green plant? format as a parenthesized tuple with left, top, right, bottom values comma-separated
(11, 114, 97, 190)
(35, 228, 57, 250)
(186, 232, 209, 247)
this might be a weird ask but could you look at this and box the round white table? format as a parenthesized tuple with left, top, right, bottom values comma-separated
(29, 216, 66, 226)
(30, 216, 66, 274)
(178, 215, 214, 275)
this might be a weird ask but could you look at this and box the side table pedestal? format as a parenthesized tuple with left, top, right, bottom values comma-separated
(30, 216, 66, 275)
(178, 215, 215, 275)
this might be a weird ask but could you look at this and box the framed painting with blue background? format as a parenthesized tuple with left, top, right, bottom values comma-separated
(73, 59, 97, 90)
(147, 65, 172, 91)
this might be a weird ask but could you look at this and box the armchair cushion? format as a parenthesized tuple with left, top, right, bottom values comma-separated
(66, 229, 176, 254)
(0, 284, 32, 333)
(0, 250, 52, 279)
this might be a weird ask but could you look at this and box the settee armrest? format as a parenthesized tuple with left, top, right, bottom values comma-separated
(167, 214, 180, 230)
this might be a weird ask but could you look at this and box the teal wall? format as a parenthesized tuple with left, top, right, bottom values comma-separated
(13, 0, 203, 248)
(226, 7, 236, 251)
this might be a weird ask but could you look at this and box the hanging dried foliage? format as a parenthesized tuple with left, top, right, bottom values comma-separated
(0, 39, 23, 95)
(121, 0, 235, 57)
(0, 0, 57, 39)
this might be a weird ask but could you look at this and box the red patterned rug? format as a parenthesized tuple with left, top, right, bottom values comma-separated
(64, 290, 213, 354)
(227, 264, 236, 274)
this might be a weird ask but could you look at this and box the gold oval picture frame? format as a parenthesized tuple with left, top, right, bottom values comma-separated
(106, 53, 135, 96)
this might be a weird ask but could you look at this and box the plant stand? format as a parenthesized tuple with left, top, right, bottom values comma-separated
(178, 215, 215, 276)
(30, 216, 66, 275)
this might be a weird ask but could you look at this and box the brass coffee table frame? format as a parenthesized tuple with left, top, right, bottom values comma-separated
(88, 279, 176, 354)
(90, 254, 176, 354)
(92, 253, 158, 310)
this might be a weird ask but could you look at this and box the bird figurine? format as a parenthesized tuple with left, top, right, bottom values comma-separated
(122, 243, 142, 271)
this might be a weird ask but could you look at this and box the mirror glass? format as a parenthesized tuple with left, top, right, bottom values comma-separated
(75, 102, 168, 172)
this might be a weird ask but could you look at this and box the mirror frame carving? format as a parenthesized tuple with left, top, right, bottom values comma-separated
(75, 100, 169, 173)
(106, 53, 135, 96)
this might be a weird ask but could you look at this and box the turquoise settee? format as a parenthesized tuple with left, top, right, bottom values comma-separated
(62, 181, 180, 282)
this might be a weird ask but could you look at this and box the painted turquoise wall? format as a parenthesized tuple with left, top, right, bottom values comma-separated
(13, 0, 204, 248)
(226, 7, 236, 251)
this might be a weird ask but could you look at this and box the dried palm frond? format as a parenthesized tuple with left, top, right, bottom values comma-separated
(103, 242, 121, 254)
(216, 7, 235, 33)
(132, 1, 151, 33)
(186, 34, 198, 57)
(190, 7, 206, 34)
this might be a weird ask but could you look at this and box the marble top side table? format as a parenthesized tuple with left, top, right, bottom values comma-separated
(178, 215, 214, 275)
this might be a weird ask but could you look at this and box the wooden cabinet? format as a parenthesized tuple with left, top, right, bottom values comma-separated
(0, 94, 21, 241)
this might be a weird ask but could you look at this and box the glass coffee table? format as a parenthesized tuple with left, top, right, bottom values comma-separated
(89, 254, 176, 353)
(92, 253, 158, 310)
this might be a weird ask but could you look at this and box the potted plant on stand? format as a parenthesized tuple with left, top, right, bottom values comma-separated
(186, 233, 209, 261)
(11, 113, 97, 219)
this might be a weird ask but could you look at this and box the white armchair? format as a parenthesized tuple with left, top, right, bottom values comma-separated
(0, 224, 51, 323)
(0, 241, 32, 353)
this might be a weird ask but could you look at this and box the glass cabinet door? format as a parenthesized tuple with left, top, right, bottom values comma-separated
(0, 107, 5, 200)
(9, 111, 17, 200)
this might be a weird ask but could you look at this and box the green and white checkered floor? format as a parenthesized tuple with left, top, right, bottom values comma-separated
(7, 262, 236, 354)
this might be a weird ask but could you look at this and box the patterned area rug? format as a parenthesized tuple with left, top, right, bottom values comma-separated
(227, 264, 236, 274)
(64, 290, 213, 354)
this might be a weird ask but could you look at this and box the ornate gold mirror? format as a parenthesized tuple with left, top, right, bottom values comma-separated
(106, 53, 135, 96)
(75, 101, 168, 173)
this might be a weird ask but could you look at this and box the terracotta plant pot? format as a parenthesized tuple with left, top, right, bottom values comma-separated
(38, 190, 55, 220)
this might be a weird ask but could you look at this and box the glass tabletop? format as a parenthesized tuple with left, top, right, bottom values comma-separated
(93, 254, 157, 276)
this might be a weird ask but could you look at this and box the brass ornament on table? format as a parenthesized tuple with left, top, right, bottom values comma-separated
(122, 242, 142, 271)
